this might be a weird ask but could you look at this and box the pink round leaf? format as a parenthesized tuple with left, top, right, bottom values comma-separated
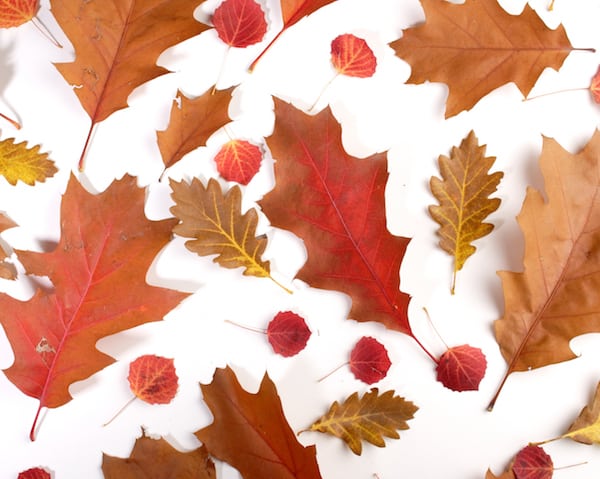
(214, 139, 262, 185)
(267, 311, 311, 357)
(512, 445, 553, 479)
(18, 468, 51, 479)
(128, 355, 179, 405)
(331, 33, 377, 78)
(349, 336, 391, 384)
(212, 0, 267, 48)
(436, 344, 487, 392)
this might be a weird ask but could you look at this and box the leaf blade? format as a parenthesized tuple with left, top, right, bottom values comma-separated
(0, 138, 57, 186)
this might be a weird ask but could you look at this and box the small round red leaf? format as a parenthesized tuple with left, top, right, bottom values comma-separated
(331, 33, 377, 78)
(436, 344, 487, 392)
(214, 139, 262, 185)
(0, 0, 39, 28)
(590, 66, 600, 104)
(18, 468, 51, 479)
(267, 311, 311, 357)
(128, 355, 179, 405)
(349, 336, 391, 384)
(212, 0, 267, 48)
(512, 445, 553, 479)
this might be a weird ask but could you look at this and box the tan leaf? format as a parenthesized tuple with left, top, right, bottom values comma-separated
(429, 131, 503, 294)
(307, 388, 418, 455)
(0, 138, 57, 186)
(563, 382, 600, 445)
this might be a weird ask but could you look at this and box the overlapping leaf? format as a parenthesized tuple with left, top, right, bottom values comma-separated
(0, 138, 57, 186)
(486, 445, 553, 479)
(214, 139, 262, 184)
(212, 0, 267, 48)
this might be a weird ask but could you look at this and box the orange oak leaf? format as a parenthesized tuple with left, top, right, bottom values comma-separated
(0, 0, 38, 28)
(249, 0, 337, 70)
(489, 131, 600, 410)
(214, 139, 262, 184)
(259, 99, 435, 361)
(103, 430, 216, 479)
(129, 355, 178, 404)
(196, 366, 323, 479)
(17, 468, 51, 479)
(0, 212, 17, 280)
(436, 345, 487, 392)
(350, 336, 391, 385)
(157, 88, 233, 172)
(331, 33, 376, 78)
(0, 175, 188, 439)
(390, 0, 580, 118)
(51, 0, 211, 169)
(212, 0, 267, 48)
(267, 311, 311, 357)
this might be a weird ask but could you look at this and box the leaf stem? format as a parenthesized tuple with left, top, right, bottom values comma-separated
(268, 274, 293, 294)
(422, 307, 449, 351)
(529, 435, 563, 447)
(308, 73, 339, 113)
(317, 362, 348, 382)
(0, 112, 21, 129)
(224, 318, 266, 334)
(79, 122, 98, 171)
(249, 29, 285, 72)
(451, 268, 457, 295)
(103, 396, 137, 427)
(523, 87, 588, 102)
(29, 403, 45, 441)
(31, 15, 63, 48)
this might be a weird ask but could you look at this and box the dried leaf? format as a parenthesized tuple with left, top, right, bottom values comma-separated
(103, 431, 216, 479)
(331, 33, 376, 78)
(0, 212, 17, 280)
(512, 445, 553, 479)
(562, 381, 600, 445)
(17, 468, 51, 479)
(350, 336, 391, 385)
(267, 311, 311, 357)
(490, 131, 600, 409)
(308, 388, 418, 455)
(0, 138, 57, 186)
(196, 366, 323, 479)
(212, 0, 267, 48)
(0, 175, 188, 439)
(429, 131, 503, 294)
(390, 0, 575, 117)
(157, 88, 233, 170)
(486, 469, 515, 479)
(591, 66, 600, 103)
(436, 345, 487, 392)
(214, 139, 262, 185)
(0, 0, 38, 28)
(129, 355, 178, 405)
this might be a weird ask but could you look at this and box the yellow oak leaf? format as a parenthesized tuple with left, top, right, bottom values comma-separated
(306, 388, 418, 455)
(0, 138, 57, 186)
(429, 131, 503, 294)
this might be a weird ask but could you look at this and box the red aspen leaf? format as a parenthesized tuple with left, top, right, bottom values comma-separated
(436, 345, 487, 392)
(196, 366, 323, 479)
(591, 66, 600, 103)
(390, 0, 578, 118)
(212, 0, 267, 48)
(214, 139, 262, 185)
(103, 430, 216, 479)
(512, 445, 553, 479)
(51, 0, 211, 168)
(267, 311, 311, 357)
(157, 88, 234, 171)
(489, 131, 600, 410)
(17, 468, 51, 479)
(350, 336, 391, 385)
(0, 175, 188, 439)
(331, 33, 376, 78)
(0, 0, 38, 28)
(128, 355, 178, 405)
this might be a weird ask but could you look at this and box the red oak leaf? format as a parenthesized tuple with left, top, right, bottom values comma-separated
(212, 0, 267, 48)
(350, 337, 391, 385)
(17, 468, 50, 479)
(129, 355, 178, 404)
(331, 33, 376, 78)
(0, 0, 38, 28)
(591, 66, 600, 103)
(436, 345, 487, 392)
(267, 311, 311, 357)
(512, 445, 553, 479)
(214, 139, 262, 184)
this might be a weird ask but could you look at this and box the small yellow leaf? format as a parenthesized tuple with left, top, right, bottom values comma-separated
(0, 138, 57, 186)
(308, 388, 417, 455)
(429, 130, 503, 294)
(563, 382, 600, 445)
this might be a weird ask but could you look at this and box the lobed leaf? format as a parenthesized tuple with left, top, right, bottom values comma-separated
(0, 138, 57, 186)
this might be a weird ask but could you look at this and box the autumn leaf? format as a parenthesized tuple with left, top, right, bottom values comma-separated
(267, 311, 311, 357)
(350, 336, 391, 385)
(0, 138, 57, 186)
(103, 430, 216, 479)
(129, 355, 178, 404)
(436, 345, 487, 392)
(196, 366, 323, 479)
(390, 0, 580, 118)
(212, 0, 267, 48)
(487, 445, 553, 479)
(591, 66, 600, 103)
(0, 175, 188, 439)
(17, 467, 51, 479)
(157, 88, 233, 171)
(0, 0, 38, 28)
(331, 33, 376, 78)
(489, 131, 600, 409)
(214, 139, 262, 184)
(249, 0, 337, 70)
(51, 0, 210, 168)
(306, 388, 418, 455)
(0, 212, 17, 280)
(429, 131, 503, 294)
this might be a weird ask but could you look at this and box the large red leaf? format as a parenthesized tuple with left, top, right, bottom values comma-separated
(0, 175, 188, 439)
(259, 99, 415, 339)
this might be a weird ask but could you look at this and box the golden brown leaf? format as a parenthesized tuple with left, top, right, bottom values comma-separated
(390, 0, 576, 118)
(0, 138, 56, 186)
(562, 381, 600, 445)
(489, 130, 600, 409)
(307, 388, 418, 455)
(485, 469, 515, 479)
(429, 131, 503, 294)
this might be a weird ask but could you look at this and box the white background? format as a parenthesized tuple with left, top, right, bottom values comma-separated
(0, 0, 599, 477)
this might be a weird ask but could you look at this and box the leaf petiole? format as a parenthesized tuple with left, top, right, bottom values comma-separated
(0, 112, 21, 129)
(103, 396, 137, 427)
